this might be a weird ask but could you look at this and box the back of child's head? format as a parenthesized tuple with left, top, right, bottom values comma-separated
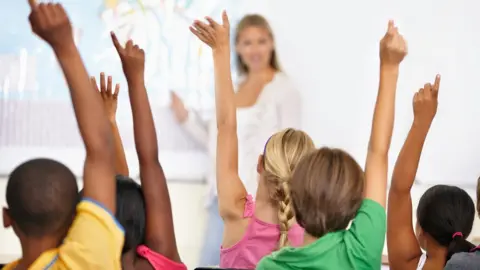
(262, 128, 315, 248)
(290, 147, 364, 238)
(115, 175, 146, 254)
(416, 185, 475, 261)
(4, 158, 78, 238)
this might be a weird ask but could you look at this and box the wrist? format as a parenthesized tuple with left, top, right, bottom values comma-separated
(53, 41, 78, 58)
(412, 119, 432, 131)
(126, 76, 145, 87)
(212, 45, 230, 55)
(380, 63, 400, 73)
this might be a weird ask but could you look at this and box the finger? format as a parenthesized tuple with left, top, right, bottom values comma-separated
(111, 31, 124, 54)
(222, 10, 230, 28)
(195, 20, 215, 40)
(126, 39, 134, 53)
(90, 76, 100, 92)
(433, 74, 441, 93)
(107, 76, 113, 96)
(387, 20, 394, 31)
(28, 0, 37, 9)
(424, 83, 432, 97)
(133, 44, 140, 51)
(100, 72, 106, 92)
(413, 92, 419, 103)
(113, 84, 120, 99)
(190, 26, 210, 44)
(205, 16, 220, 28)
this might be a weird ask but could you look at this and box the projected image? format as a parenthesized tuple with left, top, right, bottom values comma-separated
(0, 0, 241, 152)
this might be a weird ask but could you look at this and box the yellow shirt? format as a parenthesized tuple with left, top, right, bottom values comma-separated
(2, 198, 124, 270)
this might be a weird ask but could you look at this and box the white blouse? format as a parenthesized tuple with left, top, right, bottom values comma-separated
(181, 72, 301, 206)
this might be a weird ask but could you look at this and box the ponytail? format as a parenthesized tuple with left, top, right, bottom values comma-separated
(446, 232, 475, 262)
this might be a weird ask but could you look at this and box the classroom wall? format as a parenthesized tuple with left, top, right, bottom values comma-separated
(1, 178, 480, 269)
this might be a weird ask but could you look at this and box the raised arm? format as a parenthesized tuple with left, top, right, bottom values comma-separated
(91, 73, 129, 176)
(388, 77, 440, 270)
(111, 32, 180, 262)
(364, 21, 407, 207)
(190, 12, 247, 220)
(27, 1, 115, 212)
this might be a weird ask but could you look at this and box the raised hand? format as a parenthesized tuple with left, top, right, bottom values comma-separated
(190, 10, 230, 50)
(91, 73, 120, 122)
(380, 21, 408, 66)
(170, 91, 188, 123)
(28, 0, 73, 51)
(111, 32, 145, 84)
(413, 75, 441, 126)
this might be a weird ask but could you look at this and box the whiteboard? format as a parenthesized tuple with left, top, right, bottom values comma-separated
(0, 0, 248, 180)
(257, 0, 480, 186)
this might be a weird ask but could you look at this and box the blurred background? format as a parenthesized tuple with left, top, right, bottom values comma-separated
(1, 0, 480, 268)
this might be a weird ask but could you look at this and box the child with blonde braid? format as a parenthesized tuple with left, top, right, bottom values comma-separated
(190, 12, 315, 269)
(257, 21, 407, 270)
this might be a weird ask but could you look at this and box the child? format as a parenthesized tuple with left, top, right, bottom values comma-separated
(92, 33, 187, 270)
(444, 177, 480, 269)
(255, 20, 407, 269)
(387, 77, 476, 269)
(189, 12, 315, 269)
(2, 1, 123, 269)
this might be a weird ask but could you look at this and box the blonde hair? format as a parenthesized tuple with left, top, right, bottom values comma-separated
(234, 14, 282, 75)
(263, 128, 315, 249)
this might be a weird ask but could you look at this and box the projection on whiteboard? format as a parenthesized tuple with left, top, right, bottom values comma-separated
(0, 0, 241, 177)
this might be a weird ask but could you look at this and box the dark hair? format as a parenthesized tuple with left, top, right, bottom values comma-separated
(290, 147, 364, 238)
(417, 185, 475, 262)
(6, 158, 78, 237)
(115, 175, 146, 254)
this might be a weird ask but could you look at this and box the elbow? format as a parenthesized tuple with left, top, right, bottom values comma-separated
(85, 127, 114, 157)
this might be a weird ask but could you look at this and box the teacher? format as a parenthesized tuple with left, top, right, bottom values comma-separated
(170, 14, 301, 266)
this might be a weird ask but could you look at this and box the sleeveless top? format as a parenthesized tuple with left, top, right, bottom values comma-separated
(219, 195, 304, 269)
(137, 245, 187, 270)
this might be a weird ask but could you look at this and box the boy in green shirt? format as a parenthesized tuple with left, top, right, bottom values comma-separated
(257, 20, 408, 270)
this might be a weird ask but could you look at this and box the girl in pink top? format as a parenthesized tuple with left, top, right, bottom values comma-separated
(190, 12, 315, 269)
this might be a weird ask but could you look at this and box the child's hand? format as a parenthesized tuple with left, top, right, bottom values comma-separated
(380, 21, 408, 66)
(190, 10, 230, 51)
(413, 75, 441, 126)
(27, 0, 74, 52)
(91, 73, 120, 122)
(111, 32, 145, 84)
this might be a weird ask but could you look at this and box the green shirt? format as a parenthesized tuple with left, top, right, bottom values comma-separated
(256, 199, 386, 270)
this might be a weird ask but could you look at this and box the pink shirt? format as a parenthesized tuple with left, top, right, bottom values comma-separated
(136, 245, 187, 270)
(220, 195, 304, 269)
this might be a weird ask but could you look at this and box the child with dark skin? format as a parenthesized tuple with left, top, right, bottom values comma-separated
(2, 1, 123, 269)
(87, 33, 186, 270)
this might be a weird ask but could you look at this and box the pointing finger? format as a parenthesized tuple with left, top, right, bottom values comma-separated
(111, 31, 124, 54)
(100, 72, 106, 92)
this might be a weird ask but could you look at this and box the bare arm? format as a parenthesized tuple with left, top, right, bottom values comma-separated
(28, 2, 115, 212)
(388, 77, 440, 270)
(91, 73, 129, 176)
(364, 21, 407, 208)
(190, 12, 247, 220)
(111, 33, 180, 261)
